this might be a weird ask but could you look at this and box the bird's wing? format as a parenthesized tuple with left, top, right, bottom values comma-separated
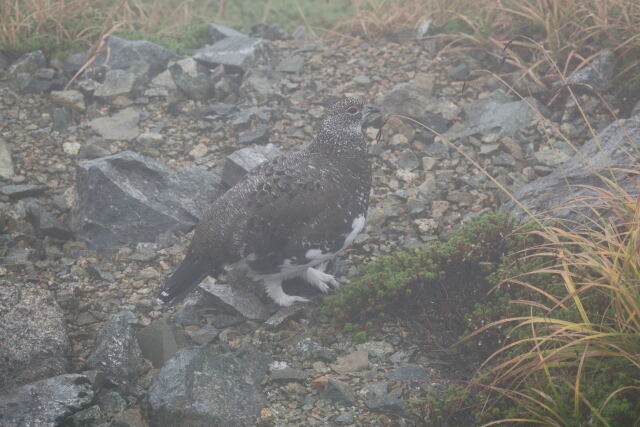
(237, 154, 363, 275)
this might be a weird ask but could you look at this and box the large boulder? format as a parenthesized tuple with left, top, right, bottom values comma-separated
(71, 151, 225, 249)
(148, 345, 271, 426)
(0, 373, 94, 427)
(64, 36, 177, 79)
(501, 115, 640, 221)
(0, 280, 71, 390)
(86, 311, 143, 392)
(194, 36, 273, 73)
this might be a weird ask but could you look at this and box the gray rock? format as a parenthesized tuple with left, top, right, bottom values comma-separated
(0, 280, 71, 389)
(231, 106, 273, 131)
(295, 338, 333, 362)
(0, 374, 93, 427)
(186, 323, 220, 345)
(356, 341, 395, 361)
(65, 36, 176, 79)
(0, 52, 8, 71)
(194, 36, 273, 73)
(0, 138, 14, 179)
(93, 69, 136, 100)
(631, 99, 640, 117)
(169, 57, 220, 101)
(238, 125, 270, 145)
(353, 75, 372, 87)
(71, 151, 225, 249)
(386, 364, 429, 381)
(7, 51, 46, 78)
(207, 23, 248, 43)
(0, 184, 48, 199)
(147, 345, 271, 426)
(265, 305, 304, 328)
(137, 318, 189, 368)
(379, 83, 430, 117)
(239, 71, 278, 105)
(363, 381, 406, 416)
(63, 405, 105, 426)
(397, 150, 420, 170)
(198, 278, 275, 320)
(568, 50, 615, 92)
(448, 63, 470, 81)
(26, 200, 73, 240)
(415, 19, 432, 38)
(277, 55, 304, 73)
(250, 23, 288, 40)
(447, 91, 543, 139)
(323, 379, 356, 405)
(222, 144, 281, 187)
(97, 390, 128, 414)
(50, 90, 86, 112)
(534, 148, 571, 166)
(86, 312, 142, 392)
(502, 116, 640, 222)
(53, 107, 72, 131)
(88, 107, 140, 141)
(270, 367, 307, 382)
(334, 411, 355, 426)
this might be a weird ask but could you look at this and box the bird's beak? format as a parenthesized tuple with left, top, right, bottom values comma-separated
(363, 104, 382, 127)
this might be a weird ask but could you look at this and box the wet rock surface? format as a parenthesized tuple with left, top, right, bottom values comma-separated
(147, 345, 271, 426)
(0, 21, 634, 426)
(0, 280, 71, 389)
(0, 373, 94, 427)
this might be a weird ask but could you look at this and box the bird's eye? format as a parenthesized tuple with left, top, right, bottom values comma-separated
(347, 106, 360, 115)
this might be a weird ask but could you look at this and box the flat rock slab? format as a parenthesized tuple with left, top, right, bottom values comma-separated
(0, 280, 71, 389)
(199, 278, 275, 320)
(446, 92, 543, 139)
(501, 115, 640, 222)
(194, 36, 273, 72)
(88, 107, 140, 141)
(0, 374, 94, 427)
(71, 150, 225, 249)
(50, 90, 85, 112)
(0, 184, 47, 199)
(148, 345, 271, 426)
(0, 139, 14, 179)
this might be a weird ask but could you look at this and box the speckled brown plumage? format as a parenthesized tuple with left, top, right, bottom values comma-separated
(158, 98, 380, 306)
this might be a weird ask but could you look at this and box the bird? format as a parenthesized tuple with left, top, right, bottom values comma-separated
(157, 98, 380, 306)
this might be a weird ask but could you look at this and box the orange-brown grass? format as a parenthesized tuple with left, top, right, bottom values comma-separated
(333, 0, 640, 91)
(468, 180, 640, 425)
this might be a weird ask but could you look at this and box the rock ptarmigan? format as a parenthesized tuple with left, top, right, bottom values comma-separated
(157, 98, 380, 306)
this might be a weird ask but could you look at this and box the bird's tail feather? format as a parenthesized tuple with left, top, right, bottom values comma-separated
(157, 256, 208, 305)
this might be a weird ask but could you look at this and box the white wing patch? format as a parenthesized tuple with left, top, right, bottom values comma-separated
(305, 248, 325, 259)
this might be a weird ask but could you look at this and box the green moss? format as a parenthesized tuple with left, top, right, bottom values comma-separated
(323, 212, 516, 330)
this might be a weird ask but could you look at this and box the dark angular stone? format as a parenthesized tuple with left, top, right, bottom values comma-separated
(86, 311, 143, 392)
(71, 151, 225, 250)
(0, 374, 93, 427)
(147, 345, 271, 426)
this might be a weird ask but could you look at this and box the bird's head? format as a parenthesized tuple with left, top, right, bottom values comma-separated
(313, 98, 381, 153)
